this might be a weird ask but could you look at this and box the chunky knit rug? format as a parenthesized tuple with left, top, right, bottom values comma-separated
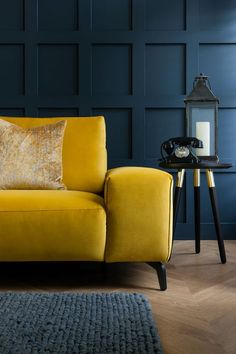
(0, 292, 163, 354)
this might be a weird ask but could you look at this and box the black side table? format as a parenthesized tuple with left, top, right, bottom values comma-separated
(159, 161, 232, 264)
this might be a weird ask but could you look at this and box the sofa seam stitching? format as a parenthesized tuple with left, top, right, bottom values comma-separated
(0, 208, 105, 212)
(104, 175, 111, 261)
(167, 175, 173, 262)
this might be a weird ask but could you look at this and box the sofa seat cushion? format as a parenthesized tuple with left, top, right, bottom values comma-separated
(0, 190, 106, 261)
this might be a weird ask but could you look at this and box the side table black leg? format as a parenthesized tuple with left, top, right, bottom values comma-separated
(173, 169, 185, 234)
(194, 169, 201, 254)
(206, 169, 226, 264)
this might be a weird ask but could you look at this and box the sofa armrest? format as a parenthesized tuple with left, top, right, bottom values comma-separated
(104, 167, 173, 263)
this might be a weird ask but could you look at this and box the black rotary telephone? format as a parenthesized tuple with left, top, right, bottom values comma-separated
(161, 137, 203, 163)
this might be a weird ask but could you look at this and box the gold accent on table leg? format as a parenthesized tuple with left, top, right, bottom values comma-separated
(206, 169, 215, 188)
(194, 169, 200, 187)
(176, 169, 185, 188)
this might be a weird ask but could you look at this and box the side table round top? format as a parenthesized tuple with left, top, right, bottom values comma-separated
(159, 161, 232, 170)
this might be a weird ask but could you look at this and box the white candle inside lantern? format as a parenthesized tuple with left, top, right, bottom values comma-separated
(196, 121, 210, 156)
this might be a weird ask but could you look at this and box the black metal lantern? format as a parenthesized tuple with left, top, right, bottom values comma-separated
(184, 73, 219, 158)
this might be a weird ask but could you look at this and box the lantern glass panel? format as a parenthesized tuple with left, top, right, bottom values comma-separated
(187, 103, 216, 156)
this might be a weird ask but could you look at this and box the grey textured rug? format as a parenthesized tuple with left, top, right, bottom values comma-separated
(0, 292, 163, 354)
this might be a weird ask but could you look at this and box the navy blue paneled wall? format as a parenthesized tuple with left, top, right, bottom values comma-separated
(0, 0, 236, 239)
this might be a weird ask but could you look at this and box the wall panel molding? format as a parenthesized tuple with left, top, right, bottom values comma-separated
(0, 0, 235, 239)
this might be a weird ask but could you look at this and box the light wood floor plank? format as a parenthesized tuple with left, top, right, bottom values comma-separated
(0, 240, 235, 353)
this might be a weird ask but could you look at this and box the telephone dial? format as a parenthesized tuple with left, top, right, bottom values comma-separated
(161, 137, 203, 163)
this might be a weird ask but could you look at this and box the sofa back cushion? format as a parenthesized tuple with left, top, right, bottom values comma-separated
(0, 116, 107, 193)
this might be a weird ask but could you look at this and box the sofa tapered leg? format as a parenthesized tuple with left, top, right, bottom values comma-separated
(148, 262, 167, 291)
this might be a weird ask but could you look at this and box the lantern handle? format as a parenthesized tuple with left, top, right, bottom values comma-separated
(193, 73, 212, 90)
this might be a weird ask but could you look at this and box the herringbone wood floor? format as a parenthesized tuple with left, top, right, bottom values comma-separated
(0, 240, 235, 354)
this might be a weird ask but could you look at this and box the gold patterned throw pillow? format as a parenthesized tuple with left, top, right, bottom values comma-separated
(0, 119, 67, 190)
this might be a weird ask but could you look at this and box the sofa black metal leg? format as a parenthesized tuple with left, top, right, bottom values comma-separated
(148, 262, 167, 291)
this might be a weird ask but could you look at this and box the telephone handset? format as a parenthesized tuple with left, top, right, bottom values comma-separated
(161, 137, 203, 163)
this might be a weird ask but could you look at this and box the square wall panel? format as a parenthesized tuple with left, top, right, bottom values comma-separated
(0, 0, 24, 30)
(200, 0, 236, 31)
(0, 108, 25, 117)
(38, 0, 78, 31)
(0, 45, 24, 96)
(38, 108, 79, 117)
(145, 0, 185, 31)
(218, 109, 236, 160)
(92, 45, 132, 95)
(199, 44, 236, 96)
(92, 108, 132, 159)
(145, 109, 185, 158)
(38, 45, 78, 96)
(145, 45, 186, 95)
(92, 0, 132, 31)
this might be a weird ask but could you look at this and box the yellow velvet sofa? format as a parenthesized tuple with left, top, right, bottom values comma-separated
(0, 116, 173, 290)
